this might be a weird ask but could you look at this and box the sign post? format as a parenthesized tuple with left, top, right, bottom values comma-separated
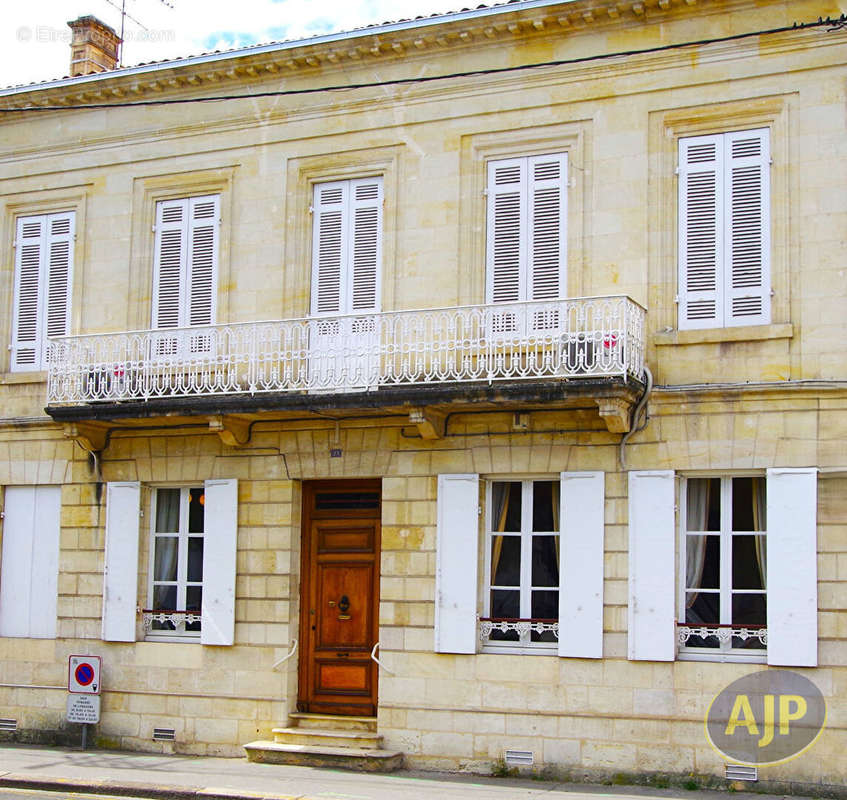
(67, 655, 101, 748)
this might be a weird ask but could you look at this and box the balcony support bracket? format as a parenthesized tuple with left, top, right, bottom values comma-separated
(63, 422, 109, 453)
(597, 398, 632, 433)
(409, 406, 446, 440)
(209, 415, 251, 447)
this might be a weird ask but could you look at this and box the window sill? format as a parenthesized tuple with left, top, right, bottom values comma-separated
(481, 644, 558, 656)
(144, 634, 201, 644)
(677, 650, 766, 664)
(1, 371, 48, 385)
(654, 323, 793, 347)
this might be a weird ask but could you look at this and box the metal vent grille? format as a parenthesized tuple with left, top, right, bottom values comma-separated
(0, 718, 17, 732)
(504, 749, 534, 766)
(152, 727, 176, 741)
(726, 764, 758, 781)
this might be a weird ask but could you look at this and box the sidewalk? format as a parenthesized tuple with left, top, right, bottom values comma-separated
(0, 744, 792, 800)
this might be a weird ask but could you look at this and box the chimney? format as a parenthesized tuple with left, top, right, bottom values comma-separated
(67, 16, 121, 77)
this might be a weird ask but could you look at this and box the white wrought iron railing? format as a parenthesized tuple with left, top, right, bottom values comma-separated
(46, 296, 645, 404)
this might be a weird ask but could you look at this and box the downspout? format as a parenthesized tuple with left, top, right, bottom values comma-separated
(619, 365, 653, 471)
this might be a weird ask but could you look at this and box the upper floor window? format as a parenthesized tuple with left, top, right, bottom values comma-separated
(152, 195, 220, 331)
(486, 153, 567, 307)
(678, 128, 771, 330)
(679, 476, 767, 659)
(311, 177, 383, 317)
(11, 212, 75, 371)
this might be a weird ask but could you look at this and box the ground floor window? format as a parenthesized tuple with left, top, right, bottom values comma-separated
(680, 476, 767, 657)
(147, 486, 205, 639)
(483, 478, 560, 652)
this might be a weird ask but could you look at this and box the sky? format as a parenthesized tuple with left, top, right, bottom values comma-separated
(3, 0, 468, 87)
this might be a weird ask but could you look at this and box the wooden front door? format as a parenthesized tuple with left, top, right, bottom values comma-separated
(298, 480, 381, 716)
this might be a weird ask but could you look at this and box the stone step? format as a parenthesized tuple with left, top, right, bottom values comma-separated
(272, 726, 382, 749)
(288, 712, 377, 732)
(243, 740, 403, 772)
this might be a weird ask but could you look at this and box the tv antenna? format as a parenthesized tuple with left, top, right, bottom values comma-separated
(101, 0, 175, 66)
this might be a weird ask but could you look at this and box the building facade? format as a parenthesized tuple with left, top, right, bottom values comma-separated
(0, 0, 845, 790)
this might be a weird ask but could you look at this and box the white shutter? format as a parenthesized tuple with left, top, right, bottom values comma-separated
(311, 181, 346, 316)
(726, 129, 770, 326)
(11, 216, 45, 370)
(766, 468, 818, 667)
(201, 478, 238, 646)
(678, 134, 723, 330)
(44, 213, 75, 346)
(350, 179, 382, 312)
(486, 157, 524, 304)
(102, 482, 141, 642)
(0, 486, 60, 638)
(628, 470, 676, 661)
(559, 471, 604, 658)
(435, 474, 479, 654)
(11, 212, 74, 371)
(187, 195, 219, 327)
(153, 198, 188, 329)
(528, 154, 567, 302)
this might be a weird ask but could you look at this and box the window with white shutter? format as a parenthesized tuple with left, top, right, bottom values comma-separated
(311, 178, 382, 317)
(678, 129, 770, 330)
(152, 195, 220, 332)
(11, 212, 75, 371)
(486, 154, 567, 307)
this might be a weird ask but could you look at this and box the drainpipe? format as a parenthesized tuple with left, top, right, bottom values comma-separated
(619, 364, 653, 471)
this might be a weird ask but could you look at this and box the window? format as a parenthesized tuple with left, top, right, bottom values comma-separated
(10, 212, 74, 371)
(678, 128, 770, 330)
(0, 486, 60, 637)
(102, 479, 238, 645)
(310, 177, 383, 389)
(147, 487, 205, 639)
(483, 479, 560, 652)
(152, 195, 219, 354)
(486, 153, 567, 307)
(679, 477, 767, 658)
(435, 472, 605, 658)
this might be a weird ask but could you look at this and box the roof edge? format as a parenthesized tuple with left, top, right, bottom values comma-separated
(0, 0, 570, 97)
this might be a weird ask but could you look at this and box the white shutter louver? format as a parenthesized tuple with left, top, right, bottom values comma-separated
(188, 196, 219, 327)
(435, 474, 480, 654)
(678, 135, 722, 329)
(528, 154, 567, 302)
(559, 471, 605, 659)
(312, 183, 346, 316)
(11, 212, 74, 371)
(153, 199, 187, 330)
(487, 158, 524, 305)
(726, 129, 770, 326)
(628, 470, 676, 661)
(201, 478, 238, 646)
(350, 179, 382, 313)
(102, 482, 141, 642)
(766, 468, 818, 667)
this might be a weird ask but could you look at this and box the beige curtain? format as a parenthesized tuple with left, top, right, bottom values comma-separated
(490, 482, 510, 585)
(685, 479, 710, 607)
(752, 476, 767, 588)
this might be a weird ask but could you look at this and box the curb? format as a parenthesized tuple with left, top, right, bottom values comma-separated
(0, 773, 296, 800)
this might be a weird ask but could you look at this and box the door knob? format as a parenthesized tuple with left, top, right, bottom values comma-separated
(338, 595, 350, 613)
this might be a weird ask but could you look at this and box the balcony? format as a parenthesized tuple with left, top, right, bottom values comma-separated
(46, 296, 646, 444)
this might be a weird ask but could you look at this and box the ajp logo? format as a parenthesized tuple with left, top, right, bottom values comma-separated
(706, 670, 826, 765)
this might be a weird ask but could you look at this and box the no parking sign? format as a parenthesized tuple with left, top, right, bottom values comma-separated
(68, 655, 101, 694)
